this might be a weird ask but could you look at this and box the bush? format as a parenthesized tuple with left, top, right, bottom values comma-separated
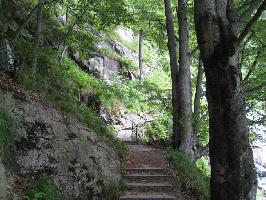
(167, 148, 210, 200)
(0, 106, 16, 152)
(23, 176, 63, 200)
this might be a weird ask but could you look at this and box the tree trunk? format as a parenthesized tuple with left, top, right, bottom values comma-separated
(32, 0, 43, 74)
(193, 59, 204, 158)
(193, 59, 203, 138)
(177, 0, 194, 160)
(194, 0, 257, 199)
(139, 29, 144, 83)
(163, 0, 180, 148)
(60, 5, 69, 61)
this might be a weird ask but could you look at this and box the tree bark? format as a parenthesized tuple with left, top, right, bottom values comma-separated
(32, 0, 43, 74)
(163, 0, 180, 148)
(194, 0, 257, 199)
(177, 0, 194, 160)
(139, 29, 144, 83)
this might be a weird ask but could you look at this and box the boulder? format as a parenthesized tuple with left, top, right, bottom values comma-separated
(0, 89, 121, 200)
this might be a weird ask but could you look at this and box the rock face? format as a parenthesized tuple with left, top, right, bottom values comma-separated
(115, 27, 134, 43)
(0, 89, 121, 200)
(70, 26, 155, 82)
(0, 39, 15, 72)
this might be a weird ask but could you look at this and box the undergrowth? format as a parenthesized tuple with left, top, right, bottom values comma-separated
(0, 106, 16, 152)
(196, 157, 211, 177)
(23, 176, 63, 200)
(167, 148, 210, 200)
(142, 113, 172, 142)
(99, 179, 125, 199)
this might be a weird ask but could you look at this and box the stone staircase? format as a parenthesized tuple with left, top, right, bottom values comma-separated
(119, 143, 179, 200)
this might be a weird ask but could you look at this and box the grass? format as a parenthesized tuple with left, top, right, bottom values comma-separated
(23, 176, 63, 200)
(167, 148, 210, 200)
(0, 106, 16, 152)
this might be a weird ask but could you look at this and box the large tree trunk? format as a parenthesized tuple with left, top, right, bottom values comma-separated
(177, 0, 194, 160)
(139, 29, 144, 83)
(32, 0, 43, 74)
(194, 0, 257, 199)
(163, 0, 180, 148)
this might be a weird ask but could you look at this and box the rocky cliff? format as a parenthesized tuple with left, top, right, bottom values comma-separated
(0, 84, 121, 199)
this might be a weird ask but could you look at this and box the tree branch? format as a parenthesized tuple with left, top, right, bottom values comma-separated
(251, 29, 266, 47)
(243, 50, 261, 83)
(237, 0, 266, 43)
(189, 46, 199, 58)
(11, 0, 57, 42)
(244, 71, 266, 86)
(12, 3, 39, 42)
(148, 19, 166, 29)
(245, 82, 266, 94)
(238, 0, 262, 23)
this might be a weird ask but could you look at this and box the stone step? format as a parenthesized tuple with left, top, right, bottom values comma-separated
(120, 192, 177, 200)
(124, 167, 166, 174)
(124, 174, 171, 181)
(126, 182, 173, 191)
(124, 141, 146, 145)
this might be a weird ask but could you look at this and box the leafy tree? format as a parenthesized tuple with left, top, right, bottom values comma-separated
(194, 0, 265, 198)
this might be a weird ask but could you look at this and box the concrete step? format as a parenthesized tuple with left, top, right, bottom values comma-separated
(120, 192, 177, 200)
(124, 174, 171, 181)
(126, 182, 173, 192)
(124, 167, 166, 174)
